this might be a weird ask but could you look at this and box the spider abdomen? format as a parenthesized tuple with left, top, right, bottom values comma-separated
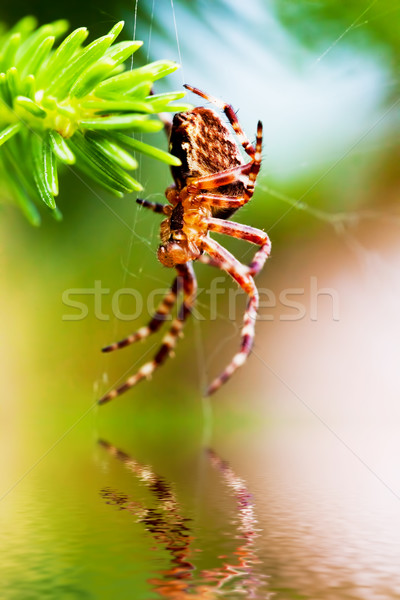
(170, 108, 245, 202)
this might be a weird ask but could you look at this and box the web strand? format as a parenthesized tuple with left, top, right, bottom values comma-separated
(312, 0, 379, 67)
(170, 0, 185, 86)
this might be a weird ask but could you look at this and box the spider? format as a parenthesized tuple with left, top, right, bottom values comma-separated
(99, 85, 271, 405)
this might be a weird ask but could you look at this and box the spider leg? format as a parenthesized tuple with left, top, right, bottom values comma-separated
(244, 120, 262, 203)
(184, 84, 256, 159)
(136, 198, 170, 214)
(102, 275, 182, 352)
(187, 162, 252, 193)
(98, 262, 196, 405)
(196, 193, 246, 211)
(200, 236, 259, 396)
(206, 217, 271, 277)
(197, 253, 222, 270)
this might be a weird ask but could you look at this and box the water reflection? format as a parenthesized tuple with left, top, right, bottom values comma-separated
(204, 449, 265, 597)
(99, 439, 194, 597)
(99, 440, 269, 599)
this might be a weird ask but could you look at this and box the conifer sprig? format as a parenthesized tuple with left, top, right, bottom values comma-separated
(0, 18, 189, 225)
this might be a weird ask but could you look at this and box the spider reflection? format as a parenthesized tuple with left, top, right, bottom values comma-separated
(99, 440, 269, 599)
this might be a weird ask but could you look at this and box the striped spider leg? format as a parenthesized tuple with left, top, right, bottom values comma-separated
(200, 219, 270, 396)
(199, 217, 271, 277)
(99, 262, 197, 405)
(101, 201, 176, 354)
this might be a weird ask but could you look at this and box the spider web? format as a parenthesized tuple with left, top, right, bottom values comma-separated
(97, 0, 400, 411)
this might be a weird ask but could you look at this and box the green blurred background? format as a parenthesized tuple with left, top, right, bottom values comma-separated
(1, 1, 400, 599)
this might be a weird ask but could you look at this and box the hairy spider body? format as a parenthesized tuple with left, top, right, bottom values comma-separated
(99, 86, 271, 405)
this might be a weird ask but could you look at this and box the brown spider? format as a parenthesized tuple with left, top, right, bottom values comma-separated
(99, 85, 271, 405)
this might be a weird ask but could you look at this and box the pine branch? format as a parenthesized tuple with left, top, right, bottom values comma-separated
(0, 17, 190, 225)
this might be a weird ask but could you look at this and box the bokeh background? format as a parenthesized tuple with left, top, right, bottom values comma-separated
(1, 1, 400, 599)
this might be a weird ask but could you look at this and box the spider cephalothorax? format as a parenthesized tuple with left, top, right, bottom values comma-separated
(100, 85, 271, 404)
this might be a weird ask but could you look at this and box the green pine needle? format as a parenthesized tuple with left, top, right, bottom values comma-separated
(0, 18, 191, 224)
